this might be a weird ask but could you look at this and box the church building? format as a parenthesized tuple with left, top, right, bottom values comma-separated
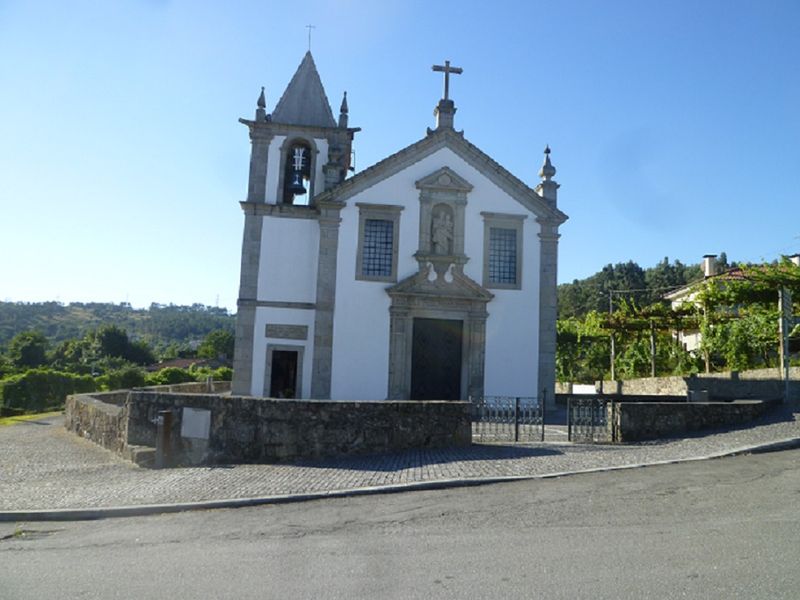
(231, 52, 568, 407)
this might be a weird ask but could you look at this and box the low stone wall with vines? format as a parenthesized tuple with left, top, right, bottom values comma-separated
(589, 367, 800, 400)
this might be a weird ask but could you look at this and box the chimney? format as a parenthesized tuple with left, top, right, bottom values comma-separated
(702, 254, 718, 278)
(789, 254, 800, 267)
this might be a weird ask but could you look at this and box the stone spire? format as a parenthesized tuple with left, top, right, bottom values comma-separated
(255, 87, 267, 121)
(535, 145, 559, 205)
(338, 91, 348, 128)
(272, 51, 337, 128)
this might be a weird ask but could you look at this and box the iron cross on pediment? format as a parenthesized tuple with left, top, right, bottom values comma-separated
(432, 60, 463, 101)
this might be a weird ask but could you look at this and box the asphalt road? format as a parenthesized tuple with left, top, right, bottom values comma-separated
(2, 449, 799, 600)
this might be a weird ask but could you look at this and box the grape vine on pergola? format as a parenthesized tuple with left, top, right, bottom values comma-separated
(596, 257, 800, 378)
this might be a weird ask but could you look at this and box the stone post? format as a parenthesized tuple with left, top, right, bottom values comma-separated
(246, 130, 272, 203)
(310, 200, 344, 399)
(387, 306, 411, 399)
(467, 312, 487, 400)
(537, 220, 560, 411)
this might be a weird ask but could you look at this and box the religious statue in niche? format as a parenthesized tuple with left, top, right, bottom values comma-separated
(431, 210, 454, 255)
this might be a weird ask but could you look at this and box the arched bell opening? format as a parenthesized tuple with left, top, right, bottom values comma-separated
(281, 139, 313, 206)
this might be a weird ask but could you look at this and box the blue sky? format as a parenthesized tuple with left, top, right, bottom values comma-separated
(2, 0, 798, 311)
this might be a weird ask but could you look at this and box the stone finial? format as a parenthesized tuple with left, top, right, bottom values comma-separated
(256, 86, 267, 121)
(338, 91, 348, 128)
(433, 99, 456, 131)
(539, 145, 556, 180)
(536, 145, 559, 205)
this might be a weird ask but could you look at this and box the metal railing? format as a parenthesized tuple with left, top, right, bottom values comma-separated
(567, 397, 612, 443)
(471, 395, 545, 443)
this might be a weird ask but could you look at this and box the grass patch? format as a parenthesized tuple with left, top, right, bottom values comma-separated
(0, 411, 62, 426)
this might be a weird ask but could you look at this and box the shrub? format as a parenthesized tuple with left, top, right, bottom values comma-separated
(96, 365, 146, 391)
(0, 368, 96, 413)
(145, 367, 197, 386)
(211, 366, 233, 381)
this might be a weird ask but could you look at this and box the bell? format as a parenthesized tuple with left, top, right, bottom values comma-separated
(288, 171, 307, 195)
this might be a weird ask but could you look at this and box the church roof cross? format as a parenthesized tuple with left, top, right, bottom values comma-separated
(305, 24, 316, 51)
(432, 60, 463, 101)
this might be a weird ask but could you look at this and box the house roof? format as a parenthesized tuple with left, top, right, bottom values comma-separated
(271, 52, 337, 128)
(664, 267, 748, 301)
(145, 358, 221, 372)
(315, 127, 568, 224)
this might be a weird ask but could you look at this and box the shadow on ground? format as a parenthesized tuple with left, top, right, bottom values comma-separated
(279, 444, 565, 473)
(0, 416, 58, 427)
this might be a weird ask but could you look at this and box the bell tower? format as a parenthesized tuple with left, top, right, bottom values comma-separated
(240, 51, 357, 207)
(232, 51, 359, 397)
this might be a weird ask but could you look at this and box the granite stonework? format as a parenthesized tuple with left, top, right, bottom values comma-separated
(64, 391, 129, 454)
(601, 370, 798, 400)
(554, 367, 800, 401)
(65, 385, 472, 467)
(610, 399, 779, 442)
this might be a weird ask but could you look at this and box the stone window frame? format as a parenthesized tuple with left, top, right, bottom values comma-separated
(277, 136, 320, 207)
(355, 203, 403, 283)
(263, 343, 305, 399)
(481, 212, 526, 290)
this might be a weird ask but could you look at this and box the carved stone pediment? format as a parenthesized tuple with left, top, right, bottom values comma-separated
(387, 265, 493, 303)
(415, 166, 473, 193)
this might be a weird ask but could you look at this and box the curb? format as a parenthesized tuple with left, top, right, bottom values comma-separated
(3, 436, 799, 523)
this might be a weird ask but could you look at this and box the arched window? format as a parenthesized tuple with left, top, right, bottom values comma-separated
(282, 140, 313, 205)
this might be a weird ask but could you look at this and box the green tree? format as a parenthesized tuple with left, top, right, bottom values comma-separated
(197, 329, 235, 360)
(6, 331, 50, 369)
(88, 325, 155, 365)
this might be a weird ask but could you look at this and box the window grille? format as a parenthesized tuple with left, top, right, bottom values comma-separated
(362, 219, 394, 277)
(488, 227, 517, 284)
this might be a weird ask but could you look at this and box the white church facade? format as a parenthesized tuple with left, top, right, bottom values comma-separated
(231, 52, 568, 407)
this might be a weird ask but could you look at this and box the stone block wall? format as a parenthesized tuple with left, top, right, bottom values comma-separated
(64, 392, 128, 453)
(597, 367, 800, 400)
(140, 380, 232, 394)
(126, 391, 472, 464)
(611, 400, 778, 442)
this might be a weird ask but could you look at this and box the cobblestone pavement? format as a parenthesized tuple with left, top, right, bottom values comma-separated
(1, 407, 799, 511)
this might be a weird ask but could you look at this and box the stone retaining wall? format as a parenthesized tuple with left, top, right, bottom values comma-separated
(126, 391, 472, 464)
(141, 380, 232, 394)
(560, 367, 800, 400)
(611, 400, 778, 442)
(64, 391, 129, 453)
(65, 385, 471, 466)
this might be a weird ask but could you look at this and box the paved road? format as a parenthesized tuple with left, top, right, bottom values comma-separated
(2, 449, 798, 599)
(2, 408, 799, 511)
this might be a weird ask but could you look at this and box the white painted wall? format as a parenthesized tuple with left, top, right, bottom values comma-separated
(251, 307, 316, 398)
(330, 146, 542, 400)
(257, 217, 319, 303)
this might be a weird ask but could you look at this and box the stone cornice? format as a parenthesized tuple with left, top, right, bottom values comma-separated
(240, 201, 320, 219)
(314, 129, 568, 225)
(239, 118, 360, 139)
(238, 299, 316, 310)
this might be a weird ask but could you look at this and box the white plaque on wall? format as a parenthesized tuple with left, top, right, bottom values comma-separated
(181, 407, 211, 440)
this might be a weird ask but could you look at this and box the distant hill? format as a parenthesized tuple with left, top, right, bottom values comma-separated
(0, 301, 235, 349)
